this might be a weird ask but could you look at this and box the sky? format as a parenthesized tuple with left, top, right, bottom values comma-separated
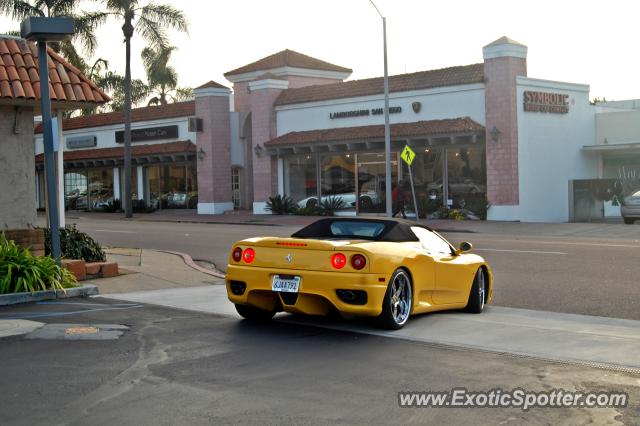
(2, 0, 639, 101)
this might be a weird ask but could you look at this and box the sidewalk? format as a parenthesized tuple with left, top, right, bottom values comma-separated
(85, 248, 224, 294)
(52, 210, 640, 240)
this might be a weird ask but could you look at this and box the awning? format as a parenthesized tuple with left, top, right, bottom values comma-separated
(264, 117, 485, 155)
(35, 140, 196, 169)
(583, 142, 640, 154)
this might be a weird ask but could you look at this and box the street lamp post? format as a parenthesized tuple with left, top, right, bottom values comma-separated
(21, 17, 75, 264)
(368, 0, 392, 217)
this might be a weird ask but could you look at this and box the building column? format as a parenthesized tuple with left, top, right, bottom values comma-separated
(247, 78, 289, 213)
(55, 111, 65, 228)
(194, 82, 234, 215)
(483, 37, 527, 220)
(137, 165, 144, 203)
(113, 167, 121, 201)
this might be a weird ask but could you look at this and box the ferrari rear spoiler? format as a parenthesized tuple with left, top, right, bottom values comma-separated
(239, 237, 355, 251)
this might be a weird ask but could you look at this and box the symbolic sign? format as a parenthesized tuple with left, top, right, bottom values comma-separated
(401, 145, 416, 166)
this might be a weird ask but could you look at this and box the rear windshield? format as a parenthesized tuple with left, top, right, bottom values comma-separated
(329, 221, 386, 238)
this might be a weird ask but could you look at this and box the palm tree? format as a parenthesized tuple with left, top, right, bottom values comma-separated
(0, 0, 104, 72)
(141, 45, 192, 106)
(94, 0, 188, 217)
(80, 58, 149, 115)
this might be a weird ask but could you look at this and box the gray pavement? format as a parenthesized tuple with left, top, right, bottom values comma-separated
(56, 215, 640, 320)
(1, 298, 638, 425)
(102, 285, 640, 371)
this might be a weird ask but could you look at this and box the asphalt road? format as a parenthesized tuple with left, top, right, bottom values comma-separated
(1, 299, 638, 425)
(63, 217, 640, 321)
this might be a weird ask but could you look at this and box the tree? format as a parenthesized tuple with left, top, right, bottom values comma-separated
(94, 0, 188, 217)
(0, 0, 104, 72)
(141, 45, 192, 106)
(79, 58, 148, 116)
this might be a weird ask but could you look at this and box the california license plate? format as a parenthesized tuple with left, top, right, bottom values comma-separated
(271, 275, 301, 293)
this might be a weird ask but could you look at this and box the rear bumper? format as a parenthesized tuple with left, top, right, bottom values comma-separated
(225, 264, 388, 317)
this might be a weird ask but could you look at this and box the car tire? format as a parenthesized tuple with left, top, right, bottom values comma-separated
(235, 304, 276, 321)
(466, 268, 486, 314)
(623, 217, 635, 225)
(377, 269, 413, 330)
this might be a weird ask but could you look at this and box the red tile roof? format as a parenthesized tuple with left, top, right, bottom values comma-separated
(0, 36, 110, 106)
(35, 140, 195, 163)
(224, 49, 352, 77)
(275, 63, 484, 106)
(195, 80, 228, 89)
(265, 118, 484, 147)
(35, 100, 195, 133)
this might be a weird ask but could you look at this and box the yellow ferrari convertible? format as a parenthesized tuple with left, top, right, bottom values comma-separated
(225, 218, 492, 329)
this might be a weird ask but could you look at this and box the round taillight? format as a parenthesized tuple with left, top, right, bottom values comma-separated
(351, 254, 366, 270)
(232, 247, 242, 262)
(331, 253, 347, 269)
(242, 248, 255, 263)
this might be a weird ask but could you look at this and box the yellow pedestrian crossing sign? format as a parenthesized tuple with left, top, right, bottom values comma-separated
(401, 145, 416, 166)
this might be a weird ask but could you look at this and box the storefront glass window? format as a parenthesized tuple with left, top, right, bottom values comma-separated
(357, 152, 398, 213)
(446, 147, 487, 218)
(320, 154, 356, 212)
(64, 171, 88, 210)
(284, 155, 317, 208)
(147, 166, 161, 209)
(403, 148, 444, 218)
(87, 168, 113, 211)
(163, 165, 188, 209)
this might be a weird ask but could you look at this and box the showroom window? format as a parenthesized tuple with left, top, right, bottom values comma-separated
(320, 153, 356, 212)
(284, 154, 318, 208)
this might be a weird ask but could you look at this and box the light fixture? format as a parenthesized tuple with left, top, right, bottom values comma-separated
(424, 148, 430, 153)
(490, 126, 501, 143)
(254, 144, 264, 158)
(197, 147, 206, 160)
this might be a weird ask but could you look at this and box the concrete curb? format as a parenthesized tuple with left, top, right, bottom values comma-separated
(0, 284, 99, 306)
(155, 250, 226, 279)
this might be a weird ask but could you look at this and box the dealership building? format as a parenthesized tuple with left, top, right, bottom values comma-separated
(35, 36, 640, 222)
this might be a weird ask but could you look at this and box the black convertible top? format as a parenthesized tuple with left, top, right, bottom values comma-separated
(291, 218, 423, 242)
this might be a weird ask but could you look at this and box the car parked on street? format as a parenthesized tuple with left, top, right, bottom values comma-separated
(621, 189, 640, 224)
(226, 218, 492, 329)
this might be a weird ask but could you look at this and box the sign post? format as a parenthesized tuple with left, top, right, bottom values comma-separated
(401, 145, 419, 223)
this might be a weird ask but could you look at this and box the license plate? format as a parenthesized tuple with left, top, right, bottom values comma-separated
(272, 275, 301, 293)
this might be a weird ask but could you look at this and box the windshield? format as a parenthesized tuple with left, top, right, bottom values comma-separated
(329, 221, 386, 238)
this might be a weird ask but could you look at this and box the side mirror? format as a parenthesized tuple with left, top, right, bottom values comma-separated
(456, 241, 473, 255)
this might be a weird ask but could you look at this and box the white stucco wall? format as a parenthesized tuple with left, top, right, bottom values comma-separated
(596, 110, 640, 145)
(35, 117, 196, 155)
(515, 77, 598, 222)
(275, 83, 486, 135)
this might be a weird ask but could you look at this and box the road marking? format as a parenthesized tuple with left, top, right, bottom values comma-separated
(464, 238, 640, 249)
(476, 248, 567, 255)
(94, 229, 136, 234)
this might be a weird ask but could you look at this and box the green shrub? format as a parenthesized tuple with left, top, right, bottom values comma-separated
(43, 225, 106, 262)
(295, 205, 321, 216)
(0, 234, 76, 294)
(320, 195, 346, 216)
(265, 194, 297, 215)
